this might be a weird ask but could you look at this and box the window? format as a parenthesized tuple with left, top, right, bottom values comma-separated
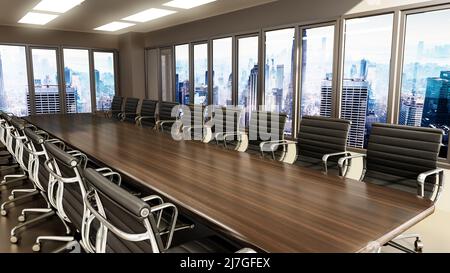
(399, 9, 450, 158)
(63, 49, 92, 113)
(264, 28, 295, 134)
(300, 25, 335, 118)
(193, 43, 208, 105)
(175, 44, 190, 104)
(31, 48, 61, 114)
(0, 45, 29, 116)
(212, 37, 233, 106)
(161, 48, 174, 102)
(238, 36, 259, 127)
(341, 14, 393, 148)
(94, 52, 116, 111)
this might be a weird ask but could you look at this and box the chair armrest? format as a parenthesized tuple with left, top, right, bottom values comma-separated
(142, 195, 164, 205)
(322, 151, 352, 173)
(150, 203, 178, 250)
(35, 130, 49, 139)
(95, 167, 112, 173)
(260, 140, 296, 152)
(46, 139, 66, 150)
(223, 131, 245, 139)
(236, 248, 257, 253)
(137, 116, 155, 121)
(338, 154, 366, 178)
(417, 168, 444, 200)
(96, 168, 122, 186)
(142, 195, 165, 230)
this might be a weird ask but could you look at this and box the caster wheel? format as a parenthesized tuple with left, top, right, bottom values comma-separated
(10, 236, 18, 244)
(32, 244, 41, 252)
(1, 210, 7, 216)
(18, 215, 25, 222)
(8, 195, 14, 201)
(414, 239, 424, 252)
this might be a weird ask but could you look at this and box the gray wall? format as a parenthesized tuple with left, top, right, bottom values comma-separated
(144, 0, 363, 48)
(0, 25, 119, 49)
(119, 32, 146, 98)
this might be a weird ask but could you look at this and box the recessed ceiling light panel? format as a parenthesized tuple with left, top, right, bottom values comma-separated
(163, 0, 217, 10)
(122, 8, 177, 23)
(94, 21, 136, 32)
(33, 0, 85, 13)
(18, 12, 59, 25)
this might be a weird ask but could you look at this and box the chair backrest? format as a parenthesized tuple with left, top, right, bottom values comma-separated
(1, 113, 14, 153)
(297, 116, 351, 161)
(140, 100, 158, 116)
(124, 98, 139, 114)
(44, 142, 87, 230)
(24, 128, 49, 192)
(366, 123, 443, 182)
(186, 104, 205, 126)
(248, 111, 287, 145)
(159, 101, 179, 121)
(83, 168, 163, 253)
(10, 118, 29, 171)
(212, 107, 242, 134)
(111, 96, 123, 113)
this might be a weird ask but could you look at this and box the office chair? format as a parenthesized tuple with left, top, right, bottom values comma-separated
(0, 117, 30, 195)
(9, 128, 73, 244)
(155, 101, 180, 133)
(105, 96, 123, 119)
(0, 112, 16, 169)
(260, 116, 352, 173)
(0, 118, 42, 217)
(0, 112, 22, 173)
(136, 99, 158, 127)
(223, 111, 287, 155)
(338, 123, 444, 253)
(119, 97, 140, 122)
(181, 104, 208, 141)
(209, 107, 243, 147)
(82, 168, 252, 253)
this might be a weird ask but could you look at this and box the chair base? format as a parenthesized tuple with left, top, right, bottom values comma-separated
(384, 234, 423, 253)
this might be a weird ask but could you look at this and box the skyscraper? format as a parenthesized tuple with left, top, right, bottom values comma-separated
(400, 97, 424, 127)
(321, 77, 369, 148)
(319, 73, 333, 117)
(422, 71, 450, 127)
(244, 65, 258, 125)
(341, 80, 369, 148)
(0, 53, 6, 110)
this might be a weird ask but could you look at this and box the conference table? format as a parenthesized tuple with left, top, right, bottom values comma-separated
(25, 114, 435, 253)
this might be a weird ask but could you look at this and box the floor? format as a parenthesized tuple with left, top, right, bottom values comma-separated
(0, 178, 68, 253)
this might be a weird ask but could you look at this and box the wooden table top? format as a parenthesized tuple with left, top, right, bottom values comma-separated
(25, 114, 435, 253)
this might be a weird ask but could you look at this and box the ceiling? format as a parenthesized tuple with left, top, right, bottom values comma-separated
(0, 0, 277, 35)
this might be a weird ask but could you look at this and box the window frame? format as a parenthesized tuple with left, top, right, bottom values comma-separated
(92, 49, 120, 112)
(262, 25, 298, 136)
(62, 47, 94, 114)
(29, 46, 63, 115)
(0, 42, 118, 115)
(212, 36, 234, 107)
(393, 3, 450, 164)
(337, 12, 396, 149)
(296, 21, 339, 135)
